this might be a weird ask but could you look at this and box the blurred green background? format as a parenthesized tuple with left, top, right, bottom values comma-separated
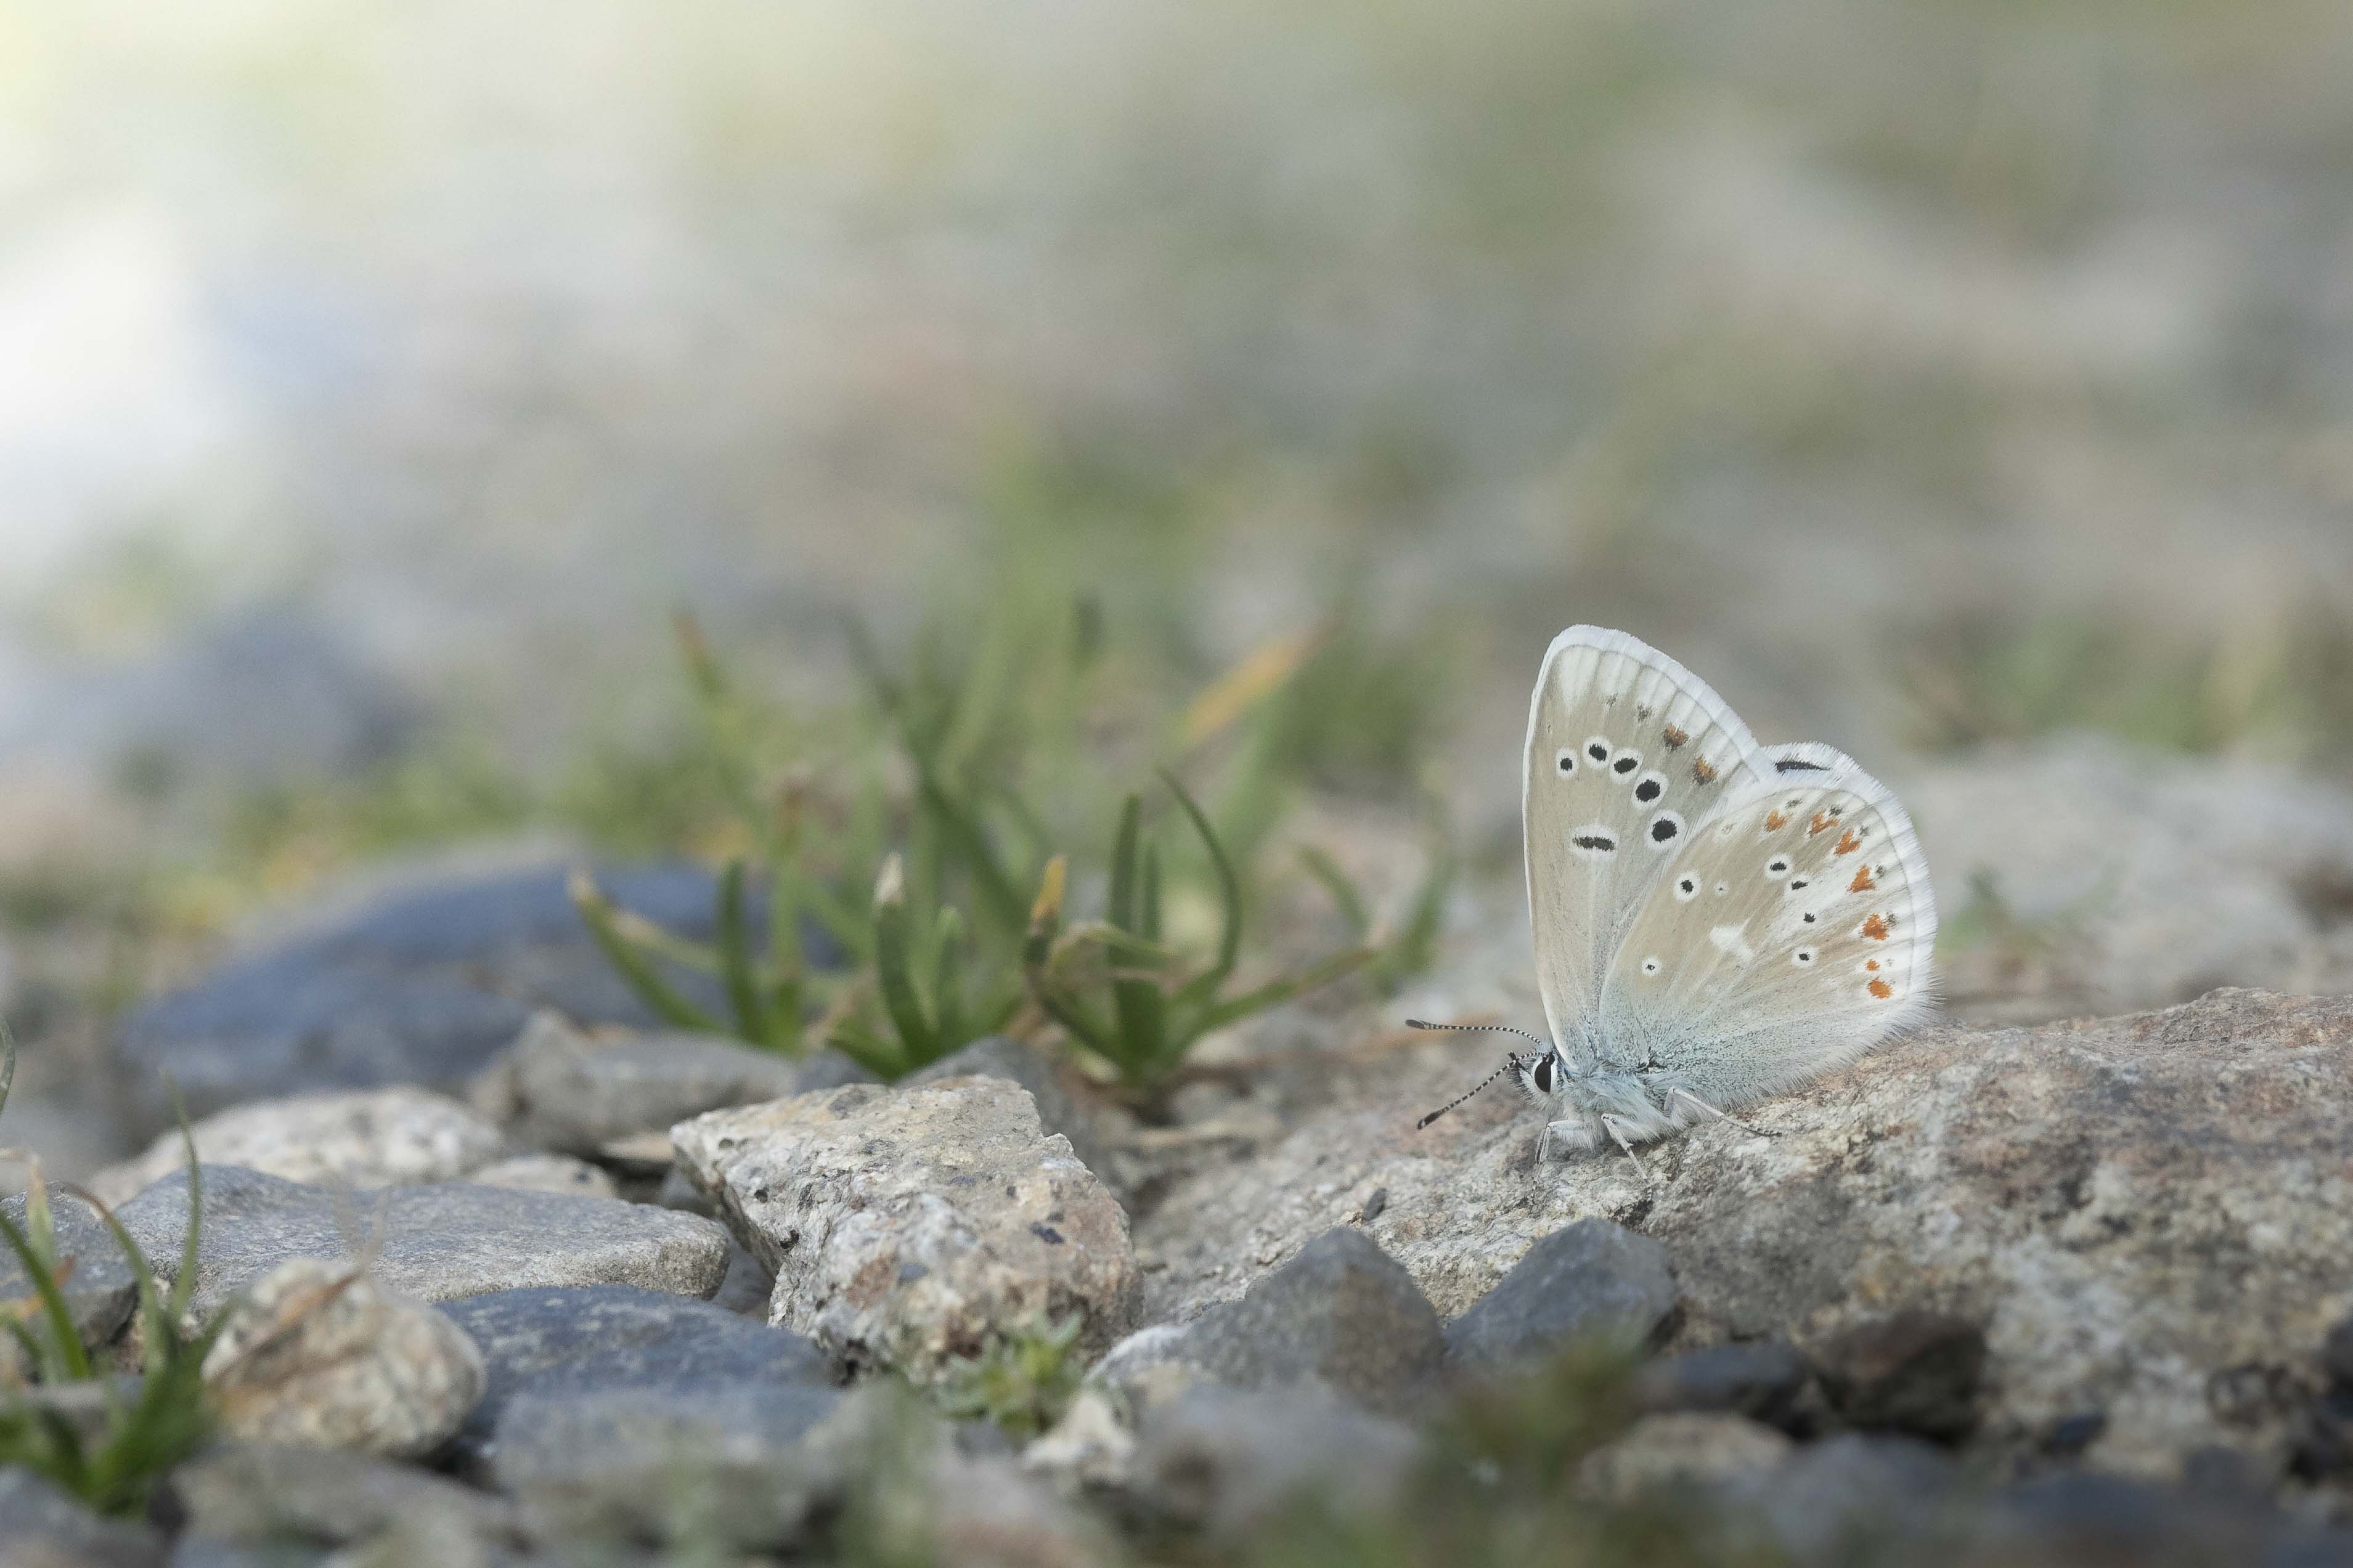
(4, 0, 2352, 1009)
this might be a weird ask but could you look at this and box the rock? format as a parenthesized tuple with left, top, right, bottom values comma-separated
(672, 1078, 1139, 1378)
(709, 1242, 777, 1316)
(167, 1440, 521, 1550)
(1907, 737, 2353, 1025)
(463, 1153, 616, 1200)
(481, 1010, 803, 1157)
(1101, 1229, 1445, 1417)
(433, 1284, 833, 1476)
(1128, 1384, 1422, 1537)
(0, 1190, 139, 1371)
(1732, 1432, 1964, 1564)
(116, 1166, 731, 1318)
(1978, 1470, 2350, 1568)
(2323, 1313, 2353, 1388)
(916, 1452, 1121, 1568)
(788, 1047, 883, 1093)
(1021, 1386, 1138, 1494)
(168, 1542, 333, 1568)
(202, 1258, 486, 1458)
(1575, 1411, 1795, 1503)
(1811, 1310, 1986, 1441)
(1630, 1339, 1813, 1428)
(1444, 1218, 1677, 1373)
(1138, 987, 2353, 1479)
(112, 861, 757, 1137)
(0, 1465, 166, 1568)
(907, 1034, 1120, 1185)
(87, 1087, 505, 1207)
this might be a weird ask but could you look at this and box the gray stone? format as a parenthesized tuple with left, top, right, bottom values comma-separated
(1138, 988, 2353, 1480)
(202, 1258, 486, 1458)
(1732, 1432, 1965, 1565)
(167, 1542, 332, 1568)
(908, 1034, 1119, 1184)
(1976, 1471, 2351, 1568)
(672, 1078, 1139, 1379)
(788, 1047, 883, 1093)
(116, 1166, 731, 1318)
(709, 1241, 777, 1317)
(0, 1190, 139, 1370)
(1630, 1339, 1813, 1428)
(434, 1284, 832, 1475)
(1129, 1383, 1422, 1538)
(1811, 1309, 1986, 1441)
(1575, 1411, 1795, 1503)
(167, 1440, 521, 1550)
(484, 1010, 803, 1157)
(0, 1466, 165, 1568)
(88, 1087, 505, 1207)
(463, 1153, 617, 1200)
(2323, 1314, 2353, 1389)
(1445, 1217, 1677, 1373)
(1107, 1228, 1445, 1416)
(111, 861, 768, 1137)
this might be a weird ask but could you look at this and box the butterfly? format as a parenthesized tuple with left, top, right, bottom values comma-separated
(1416, 626, 1938, 1171)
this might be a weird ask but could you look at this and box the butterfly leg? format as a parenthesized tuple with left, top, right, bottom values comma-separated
(1597, 1114, 1650, 1178)
(1665, 1087, 1777, 1140)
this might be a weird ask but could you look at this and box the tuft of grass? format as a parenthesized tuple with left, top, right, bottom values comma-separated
(932, 1315, 1087, 1444)
(1021, 776, 1377, 1089)
(0, 1033, 226, 1516)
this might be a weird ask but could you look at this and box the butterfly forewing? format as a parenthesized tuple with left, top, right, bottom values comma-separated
(1594, 748, 1938, 1102)
(1522, 627, 1776, 1065)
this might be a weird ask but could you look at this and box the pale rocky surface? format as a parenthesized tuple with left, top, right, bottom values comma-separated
(0, 1465, 166, 1568)
(88, 1087, 505, 1207)
(471, 1010, 808, 1157)
(463, 1153, 617, 1200)
(167, 1442, 524, 1555)
(672, 1077, 1140, 1378)
(1906, 736, 2353, 1024)
(1575, 1411, 1796, 1503)
(117, 1166, 732, 1320)
(202, 1258, 486, 1458)
(1138, 986, 2353, 1480)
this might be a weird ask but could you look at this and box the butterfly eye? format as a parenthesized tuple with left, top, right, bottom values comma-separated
(1531, 1056, 1556, 1093)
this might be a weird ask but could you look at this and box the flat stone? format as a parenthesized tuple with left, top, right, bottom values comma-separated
(1103, 1229, 1445, 1416)
(464, 1153, 618, 1200)
(1811, 1309, 1986, 1441)
(434, 1284, 832, 1474)
(0, 1190, 139, 1371)
(1138, 988, 2353, 1479)
(672, 1078, 1139, 1378)
(483, 1010, 804, 1156)
(203, 1258, 487, 1458)
(1445, 1217, 1677, 1373)
(116, 1166, 730, 1318)
(0, 1466, 166, 1568)
(88, 1087, 505, 1207)
(111, 861, 762, 1137)
(167, 1440, 522, 1550)
(1128, 1384, 1422, 1538)
(1576, 1411, 1796, 1503)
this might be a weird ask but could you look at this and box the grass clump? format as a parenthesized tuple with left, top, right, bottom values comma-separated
(0, 1035, 224, 1516)
(932, 1315, 1087, 1444)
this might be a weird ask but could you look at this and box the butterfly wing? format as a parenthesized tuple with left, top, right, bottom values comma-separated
(1522, 627, 1777, 1067)
(1592, 745, 1938, 1103)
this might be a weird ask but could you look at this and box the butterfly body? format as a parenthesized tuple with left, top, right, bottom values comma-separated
(1502, 626, 1939, 1166)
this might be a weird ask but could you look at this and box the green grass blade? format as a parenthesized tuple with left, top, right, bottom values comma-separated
(1193, 945, 1378, 1035)
(1107, 796, 1140, 933)
(871, 858, 936, 1063)
(1297, 847, 1372, 940)
(0, 1023, 14, 1119)
(931, 907, 969, 1057)
(0, 1206, 92, 1381)
(915, 763, 1027, 935)
(716, 859, 774, 1046)
(1162, 771, 1242, 994)
(162, 1087, 203, 1330)
(569, 872, 727, 1034)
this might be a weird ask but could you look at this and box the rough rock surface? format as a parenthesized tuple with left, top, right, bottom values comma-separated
(1127, 1384, 1423, 1538)
(111, 861, 758, 1136)
(907, 1034, 1123, 1187)
(202, 1257, 487, 1458)
(0, 1190, 138, 1370)
(1138, 987, 2353, 1479)
(1095, 1228, 1445, 1416)
(0, 1465, 166, 1568)
(1907, 736, 2353, 1024)
(463, 1152, 617, 1199)
(1630, 1338, 1815, 1429)
(117, 1166, 732, 1318)
(434, 1284, 833, 1474)
(167, 1441, 522, 1553)
(88, 1087, 505, 1206)
(1445, 1217, 1678, 1372)
(672, 1078, 1139, 1378)
(1576, 1411, 1796, 1503)
(475, 1010, 804, 1156)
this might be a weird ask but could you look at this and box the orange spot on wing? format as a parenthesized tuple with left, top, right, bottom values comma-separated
(1692, 758, 1718, 785)
(1662, 724, 1689, 750)
(1865, 959, 1880, 970)
(1849, 866, 1878, 895)
(1861, 912, 1890, 939)
(1834, 829, 1862, 855)
(1867, 978, 1893, 1000)
(1809, 812, 1834, 836)
(1764, 810, 1788, 831)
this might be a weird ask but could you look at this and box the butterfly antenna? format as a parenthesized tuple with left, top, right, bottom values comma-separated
(1405, 1019, 1552, 1131)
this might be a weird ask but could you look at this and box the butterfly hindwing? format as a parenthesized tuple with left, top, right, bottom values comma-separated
(1593, 744, 1938, 1102)
(1522, 627, 1777, 1066)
